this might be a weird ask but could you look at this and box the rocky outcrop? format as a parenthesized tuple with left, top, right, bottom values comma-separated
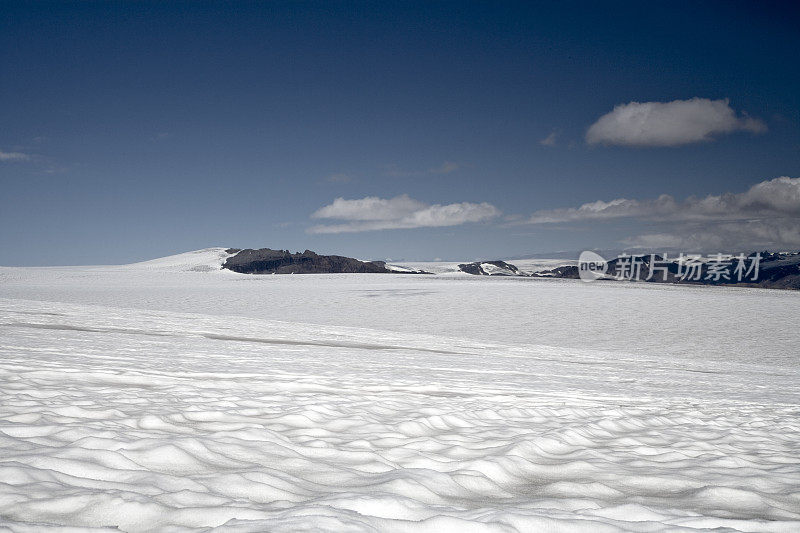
(458, 261, 522, 276)
(532, 265, 579, 279)
(222, 248, 429, 275)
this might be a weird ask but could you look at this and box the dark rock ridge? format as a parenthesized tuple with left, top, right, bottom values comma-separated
(223, 248, 429, 275)
(532, 252, 800, 289)
(458, 261, 521, 276)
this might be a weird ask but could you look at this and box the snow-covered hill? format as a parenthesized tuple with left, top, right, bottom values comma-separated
(122, 247, 236, 272)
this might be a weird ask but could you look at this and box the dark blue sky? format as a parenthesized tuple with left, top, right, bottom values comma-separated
(2, 1, 799, 265)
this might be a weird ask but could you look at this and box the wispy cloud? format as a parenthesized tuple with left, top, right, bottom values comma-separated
(0, 151, 31, 162)
(586, 98, 766, 147)
(308, 194, 500, 234)
(384, 161, 460, 177)
(326, 173, 353, 183)
(429, 161, 460, 174)
(520, 176, 800, 250)
(539, 131, 558, 147)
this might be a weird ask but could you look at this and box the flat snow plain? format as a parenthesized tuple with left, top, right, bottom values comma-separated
(0, 248, 798, 532)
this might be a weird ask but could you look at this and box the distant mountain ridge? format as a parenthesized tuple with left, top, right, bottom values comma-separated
(451, 251, 800, 289)
(531, 251, 800, 290)
(172, 247, 800, 289)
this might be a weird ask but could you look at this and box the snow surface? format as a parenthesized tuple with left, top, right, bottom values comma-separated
(0, 248, 798, 532)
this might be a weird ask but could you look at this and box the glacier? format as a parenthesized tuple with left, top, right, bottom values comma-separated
(0, 248, 798, 532)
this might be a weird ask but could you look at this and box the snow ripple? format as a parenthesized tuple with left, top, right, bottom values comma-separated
(0, 299, 799, 532)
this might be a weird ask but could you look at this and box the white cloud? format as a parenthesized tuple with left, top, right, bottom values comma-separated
(586, 98, 766, 147)
(0, 151, 30, 162)
(526, 197, 653, 223)
(308, 194, 500, 234)
(539, 131, 558, 147)
(525, 177, 800, 224)
(312, 195, 426, 221)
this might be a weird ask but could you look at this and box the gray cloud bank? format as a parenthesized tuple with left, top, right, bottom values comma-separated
(524, 177, 800, 250)
(526, 177, 800, 224)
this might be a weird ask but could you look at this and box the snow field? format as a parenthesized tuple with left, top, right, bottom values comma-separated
(0, 249, 798, 532)
(0, 297, 798, 532)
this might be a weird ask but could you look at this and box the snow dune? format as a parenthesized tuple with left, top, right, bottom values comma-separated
(0, 249, 798, 532)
